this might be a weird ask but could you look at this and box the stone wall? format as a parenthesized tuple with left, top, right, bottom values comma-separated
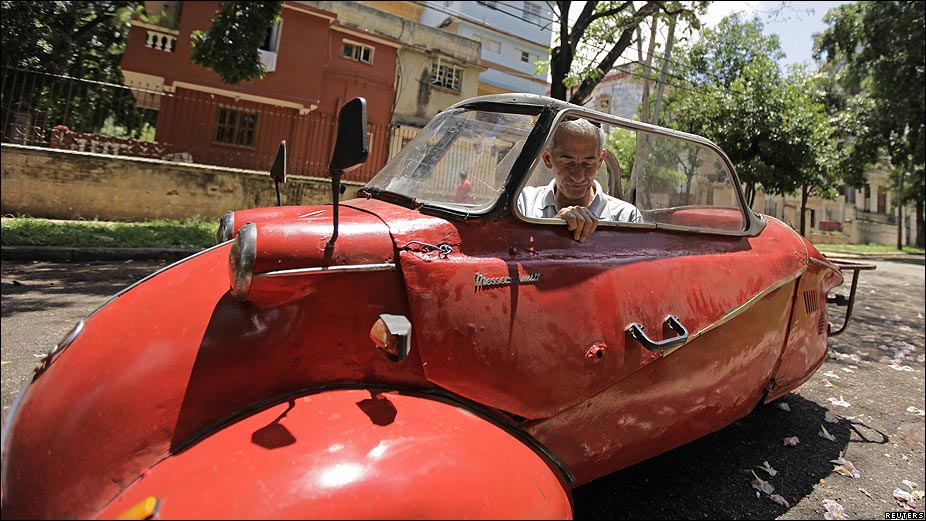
(0, 144, 363, 221)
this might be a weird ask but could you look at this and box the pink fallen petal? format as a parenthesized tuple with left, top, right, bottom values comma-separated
(752, 474, 775, 495)
(819, 425, 837, 441)
(823, 498, 846, 520)
(894, 488, 917, 509)
(759, 461, 778, 477)
(768, 494, 790, 508)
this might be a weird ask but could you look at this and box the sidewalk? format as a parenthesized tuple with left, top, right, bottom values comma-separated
(819, 249, 926, 261)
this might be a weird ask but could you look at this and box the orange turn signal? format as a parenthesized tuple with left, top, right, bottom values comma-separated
(370, 314, 412, 362)
(116, 496, 160, 520)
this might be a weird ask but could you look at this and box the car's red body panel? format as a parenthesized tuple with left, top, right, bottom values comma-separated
(93, 390, 573, 520)
(0, 94, 863, 519)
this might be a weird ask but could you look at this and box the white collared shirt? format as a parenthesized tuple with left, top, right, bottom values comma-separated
(517, 180, 644, 223)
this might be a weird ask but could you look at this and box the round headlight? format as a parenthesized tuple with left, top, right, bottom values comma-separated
(216, 211, 235, 244)
(229, 222, 257, 300)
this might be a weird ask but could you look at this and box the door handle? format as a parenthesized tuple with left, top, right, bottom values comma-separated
(626, 315, 689, 352)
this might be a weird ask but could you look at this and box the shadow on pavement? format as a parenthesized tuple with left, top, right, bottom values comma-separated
(1, 260, 168, 317)
(572, 393, 856, 519)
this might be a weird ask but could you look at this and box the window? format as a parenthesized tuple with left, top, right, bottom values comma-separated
(843, 185, 855, 204)
(259, 20, 282, 72)
(215, 107, 258, 147)
(261, 21, 282, 52)
(518, 50, 537, 63)
(431, 60, 463, 91)
(764, 198, 779, 218)
(522, 122, 747, 232)
(522, 2, 542, 24)
(343, 40, 374, 64)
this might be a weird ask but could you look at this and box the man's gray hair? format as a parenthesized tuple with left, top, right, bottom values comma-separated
(549, 118, 606, 152)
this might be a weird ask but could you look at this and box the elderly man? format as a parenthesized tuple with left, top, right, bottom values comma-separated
(518, 118, 643, 242)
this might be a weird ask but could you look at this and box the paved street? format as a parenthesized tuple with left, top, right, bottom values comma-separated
(2, 256, 923, 519)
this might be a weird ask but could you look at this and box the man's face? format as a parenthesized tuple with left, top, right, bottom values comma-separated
(542, 130, 606, 204)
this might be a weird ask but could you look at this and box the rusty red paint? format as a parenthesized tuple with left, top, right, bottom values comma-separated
(1, 94, 868, 519)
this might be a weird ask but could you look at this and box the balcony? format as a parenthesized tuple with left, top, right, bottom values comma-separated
(132, 20, 179, 53)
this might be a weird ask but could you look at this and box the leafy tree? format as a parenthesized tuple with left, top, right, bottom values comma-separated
(0, 1, 158, 138)
(190, 1, 284, 85)
(663, 13, 840, 235)
(1, 1, 139, 80)
(815, 1, 925, 248)
(546, 1, 707, 104)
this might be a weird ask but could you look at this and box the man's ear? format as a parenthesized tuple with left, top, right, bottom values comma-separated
(598, 148, 607, 162)
(542, 150, 554, 169)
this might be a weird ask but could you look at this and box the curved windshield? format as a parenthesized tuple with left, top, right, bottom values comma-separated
(364, 108, 538, 212)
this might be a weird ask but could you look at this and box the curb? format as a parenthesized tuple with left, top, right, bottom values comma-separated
(820, 250, 925, 261)
(1, 246, 202, 262)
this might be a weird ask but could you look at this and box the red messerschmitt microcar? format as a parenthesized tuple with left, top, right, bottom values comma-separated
(1, 94, 874, 519)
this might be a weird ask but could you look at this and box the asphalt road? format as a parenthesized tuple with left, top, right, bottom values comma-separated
(2, 256, 924, 520)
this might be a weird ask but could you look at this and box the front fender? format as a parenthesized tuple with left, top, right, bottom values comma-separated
(96, 389, 573, 519)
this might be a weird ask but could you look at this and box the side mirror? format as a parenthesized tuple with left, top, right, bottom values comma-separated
(329, 97, 368, 174)
(325, 97, 369, 250)
(270, 140, 286, 183)
(270, 140, 286, 206)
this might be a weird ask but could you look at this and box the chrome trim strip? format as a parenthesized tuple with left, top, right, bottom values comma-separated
(49, 320, 84, 356)
(661, 266, 807, 356)
(257, 263, 396, 278)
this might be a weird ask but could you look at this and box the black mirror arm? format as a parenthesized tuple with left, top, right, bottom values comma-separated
(327, 165, 343, 249)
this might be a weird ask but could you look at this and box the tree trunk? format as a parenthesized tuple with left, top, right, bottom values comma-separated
(649, 12, 677, 125)
(917, 198, 925, 248)
(743, 183, 756, 209)
(567, 2, 664, 105)
(896, 171, 905, 250)
(550, 45, 572, 101)
(627, 16, 659, 206)
(799, 185, 809, 237)
(549, 1, 574, 101)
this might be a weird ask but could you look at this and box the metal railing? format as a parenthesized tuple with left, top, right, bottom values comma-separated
(1, 67, 390, 182)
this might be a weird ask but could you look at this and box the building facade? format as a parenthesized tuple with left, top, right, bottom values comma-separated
(120, 1, 399, 180)
(417, 1, 553, 96)
(308, 1, 484, 159)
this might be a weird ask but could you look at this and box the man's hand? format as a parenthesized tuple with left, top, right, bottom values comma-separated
(555, 206, 598, 242)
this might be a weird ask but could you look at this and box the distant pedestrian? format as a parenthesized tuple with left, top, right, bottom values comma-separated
(454, 170, 474, 204)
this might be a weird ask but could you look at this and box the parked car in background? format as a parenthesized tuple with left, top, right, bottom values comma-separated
(1, 94, 873, 519)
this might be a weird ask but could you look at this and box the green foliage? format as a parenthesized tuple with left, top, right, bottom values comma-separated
(814, 243, 925, 255)
(0, 1, 156, 137)
(0, 217, 216, 249)
(815, 1, 925, 246)
(547, 1, 708, 103)
(0, 1, 140, 80)
(663, 13, 840, 210)
(190, 1, 284, 85)
(606, 127, 636, 182)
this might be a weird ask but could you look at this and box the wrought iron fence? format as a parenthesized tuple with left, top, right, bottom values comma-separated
(1, 67, 391, 182)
